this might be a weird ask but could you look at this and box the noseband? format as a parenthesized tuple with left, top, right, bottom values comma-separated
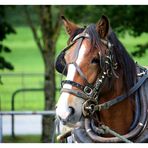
(60, 28, 118, 117)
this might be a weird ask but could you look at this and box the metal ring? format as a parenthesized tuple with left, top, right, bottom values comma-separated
(84, 86, 93, 95)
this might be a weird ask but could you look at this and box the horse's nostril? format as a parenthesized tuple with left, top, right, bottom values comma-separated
(68, 106, 75, 116)
(56, 106, 75, 124)
(57, 116, 67, 125)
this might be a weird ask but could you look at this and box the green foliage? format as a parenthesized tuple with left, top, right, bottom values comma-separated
(5, 6, 40, 26)
(132, 43, 148, 57)
(64, 5, 148, 36)
(64, 5, 148, 57)
(0, 6, 15, 72)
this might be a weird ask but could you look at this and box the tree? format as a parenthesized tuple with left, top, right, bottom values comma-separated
(64, 5, 148, 57)
(0, 6, 15, 83)
(24, 5, 63, 142)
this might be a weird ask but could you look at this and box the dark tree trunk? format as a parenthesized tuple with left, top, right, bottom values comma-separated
(39, 6, 55, 142)
(24, 5, 63, 142)
(42, 49, 56, 142)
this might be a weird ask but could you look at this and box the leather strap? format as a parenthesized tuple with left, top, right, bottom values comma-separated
(96, 72, 148, 111)
(61, 80, 84, 90)
(73, 62, 90, 85)
(61, 88, 90, 100)
(72, 37, 84, 62)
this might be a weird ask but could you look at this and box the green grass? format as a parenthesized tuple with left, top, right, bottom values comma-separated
(0, 26, 148, 111)
(2, 27, 44, 73)
(3, 135, 41, 143)
(1, 27, 44, 111)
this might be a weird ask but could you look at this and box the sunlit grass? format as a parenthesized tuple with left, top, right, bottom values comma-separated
(3, 135, 41, 143)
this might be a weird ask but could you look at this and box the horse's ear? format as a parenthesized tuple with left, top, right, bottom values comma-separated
(96, 15, 110, 39)
(61, 16, 79, 36)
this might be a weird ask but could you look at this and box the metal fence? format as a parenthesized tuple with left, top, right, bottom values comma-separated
(0, 72, 45, 111)
(0, 72, 60, 143)
(0, 111, 56, 143)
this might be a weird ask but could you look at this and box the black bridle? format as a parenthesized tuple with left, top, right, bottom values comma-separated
(60, 28, 118, 117)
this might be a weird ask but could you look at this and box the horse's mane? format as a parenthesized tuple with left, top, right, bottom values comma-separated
(69, 24, 136, 92)
(108, 31, 136, 91)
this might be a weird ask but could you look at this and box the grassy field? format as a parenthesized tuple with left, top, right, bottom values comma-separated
(0, 26, 148, 111)
(3, 135, 41, 143)
(1, 27, 44, 111)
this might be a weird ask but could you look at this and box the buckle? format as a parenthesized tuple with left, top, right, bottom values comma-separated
(82, 99, 97, 117)
(84, 86, 93, 96)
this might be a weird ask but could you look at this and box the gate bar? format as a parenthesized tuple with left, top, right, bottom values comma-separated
(0, 111, 56, 115)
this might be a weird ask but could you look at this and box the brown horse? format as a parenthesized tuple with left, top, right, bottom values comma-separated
(55, 15, 148, 143)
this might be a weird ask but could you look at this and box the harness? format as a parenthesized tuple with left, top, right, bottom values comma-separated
(60, 30, 119, 116)
(55, 28, 148, 143)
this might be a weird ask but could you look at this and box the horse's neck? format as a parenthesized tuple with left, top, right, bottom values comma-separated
(98, 75, 134, 135)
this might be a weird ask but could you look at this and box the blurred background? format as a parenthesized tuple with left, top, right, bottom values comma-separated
(0, 5, 148, 143)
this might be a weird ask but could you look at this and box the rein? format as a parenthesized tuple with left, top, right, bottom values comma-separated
(91, 71, 148, 112)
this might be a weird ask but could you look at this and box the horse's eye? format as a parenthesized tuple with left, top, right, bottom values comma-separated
(91, 58, 100, 64)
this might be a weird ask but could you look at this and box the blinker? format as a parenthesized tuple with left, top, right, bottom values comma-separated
(55, 49, 67, 76)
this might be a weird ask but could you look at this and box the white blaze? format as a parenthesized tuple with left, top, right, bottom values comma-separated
(56, 43, 86, 120)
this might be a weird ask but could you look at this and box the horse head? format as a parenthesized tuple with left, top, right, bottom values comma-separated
(55, 15, 146, 143)
(56, 15, 117, 125)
